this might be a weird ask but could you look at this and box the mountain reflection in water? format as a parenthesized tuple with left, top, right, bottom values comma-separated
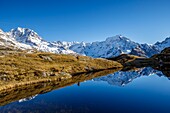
(94, 67, 168, 86)
(0, 66, 170, 113)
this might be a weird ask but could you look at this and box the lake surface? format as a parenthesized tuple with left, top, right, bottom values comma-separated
(0, 67, 170, 113)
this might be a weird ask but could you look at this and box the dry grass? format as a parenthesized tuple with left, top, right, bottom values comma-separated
(107, 54, 140, 64)
(0, 52, 122, 75)
(0, 50, 122, 91)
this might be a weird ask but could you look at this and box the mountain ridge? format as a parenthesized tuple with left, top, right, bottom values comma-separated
(0, 27, 169, 58)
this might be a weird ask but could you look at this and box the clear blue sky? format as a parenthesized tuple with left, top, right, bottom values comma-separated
(1, 0, 170, 44)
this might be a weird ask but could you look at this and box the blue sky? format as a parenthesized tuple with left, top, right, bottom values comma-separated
(1, 0, 170, 44)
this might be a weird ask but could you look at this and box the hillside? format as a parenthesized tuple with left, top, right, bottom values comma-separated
(0, 47, 122, 91)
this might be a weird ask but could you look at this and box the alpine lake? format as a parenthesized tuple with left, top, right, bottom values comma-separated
(0, 66, 170, 113)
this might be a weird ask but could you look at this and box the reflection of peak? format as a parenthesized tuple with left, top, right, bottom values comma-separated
(18, 94, 38, 103)
(94, 67, 164, 86)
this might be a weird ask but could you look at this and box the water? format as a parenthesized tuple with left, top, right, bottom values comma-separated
(0, 67, 170, 113)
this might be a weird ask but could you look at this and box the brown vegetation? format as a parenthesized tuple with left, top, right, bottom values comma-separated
(0, 49, 122, 92)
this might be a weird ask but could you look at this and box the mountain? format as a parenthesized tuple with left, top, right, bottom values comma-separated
(154, 37, 170, 51)
(11, 27, 43, 46)
(0, 27, 76, 54)
(0, 27, 170, 58)
(83, 35, 140, 58)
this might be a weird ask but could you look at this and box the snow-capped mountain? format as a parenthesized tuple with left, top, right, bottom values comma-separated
(11, 27, 43, 46)
(83, 35, 140, 58)
(154, 37, 170, 51)
(0, 27, 76, 54)
(94, 67, 165, 86)
(0, 27, 169, 57)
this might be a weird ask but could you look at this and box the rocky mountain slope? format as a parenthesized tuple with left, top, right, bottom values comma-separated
(0, 27, 170, 58)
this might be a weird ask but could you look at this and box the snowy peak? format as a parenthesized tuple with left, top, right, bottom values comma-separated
(0, 27, 169, 58)
(84, 35, 139, 58)
(154, 37, 170, 51)
(105, 35, 130, 42)
(10, 27, 43, 46)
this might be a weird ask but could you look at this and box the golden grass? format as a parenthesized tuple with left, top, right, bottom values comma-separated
(0, 52, 122, 75)
(0, 50, 122, 91)
(107, 54, 140, 64)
